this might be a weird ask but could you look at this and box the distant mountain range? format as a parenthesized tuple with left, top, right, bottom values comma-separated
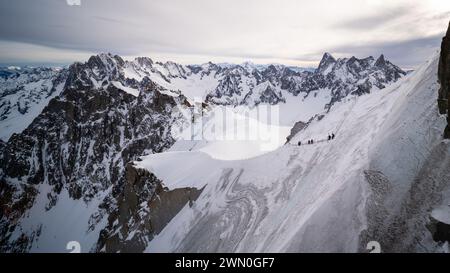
(0, 52, 405, 141)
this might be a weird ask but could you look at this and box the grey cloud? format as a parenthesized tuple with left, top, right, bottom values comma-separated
(286, 34, 443, 69)
(0, 0, 449, 67)
(430, 11, 450, 21)
(0, 0, 276, 60)
(0, 0, 180, 55)
(93, 16, 127, 24)
(329, 35, 442, 68)
(0, 0, 266, 59)
(334, 5, 413, 30)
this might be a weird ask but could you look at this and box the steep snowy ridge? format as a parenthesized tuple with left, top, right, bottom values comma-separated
(125, 52, 449, 252)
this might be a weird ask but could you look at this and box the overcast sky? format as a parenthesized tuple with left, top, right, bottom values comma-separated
(0, 0, 449, 68)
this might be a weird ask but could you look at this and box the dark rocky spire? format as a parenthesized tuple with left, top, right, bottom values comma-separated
(438, 21, 450, 138)
(375, 54, 386, 67)
(317, 52, 336, 72)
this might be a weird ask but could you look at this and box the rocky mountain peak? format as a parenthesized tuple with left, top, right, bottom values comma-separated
(262, 64, 281, 76)
(87, 53, 125, 71)
(66, 53, 127, 91)
(348, 56, 357, 63)
(241, 61, 258, 72)
(134, 57, 154, 68)
(317, 52, 337, 73)
(375, 54, 386, 67)
(201, 61, 219, 71)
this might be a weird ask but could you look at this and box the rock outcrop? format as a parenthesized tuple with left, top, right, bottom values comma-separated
(285, 121, 307, 143)
(428, 214, 450, 244)
(438, 21, 450, 138)
(97, 163, 203, 253)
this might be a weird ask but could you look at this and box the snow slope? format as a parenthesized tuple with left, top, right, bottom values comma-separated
(111, 81, 139, 97)
(167, 103, 294, 160)
(135, 52, 447, 252)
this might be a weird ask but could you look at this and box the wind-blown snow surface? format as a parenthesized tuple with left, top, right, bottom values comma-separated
(136, 52, 448, 252)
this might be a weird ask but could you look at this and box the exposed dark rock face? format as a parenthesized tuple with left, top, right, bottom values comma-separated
(0, 54, 189, 252)
(438, 21, 450, 138)
(285, 121, 307, 143)
(97, 163, 203, 253)
(317, 52, 336, 73)
(428, 216, 450, 244)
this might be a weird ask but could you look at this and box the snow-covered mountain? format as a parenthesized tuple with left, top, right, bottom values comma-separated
(0, 66, 68, 141)
(115, 52, 404, 109)
(0, 56, 192, 252)
(1, 41, 447, 253)
(0, 53, 405, 142)
(218, 61, 315, 73)
(206, 53, 405, 106)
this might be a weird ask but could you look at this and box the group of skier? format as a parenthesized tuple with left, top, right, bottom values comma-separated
(328, 133, 335, 141)
(297, 133, 335, 146)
